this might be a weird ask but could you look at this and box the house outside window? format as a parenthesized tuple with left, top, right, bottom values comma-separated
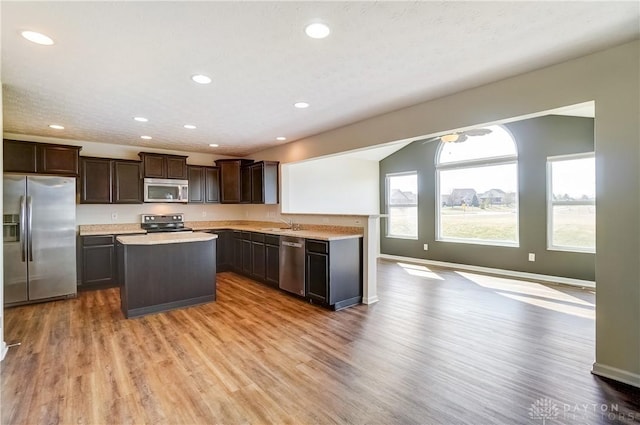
(547, 153, 595, 252)
(386, 172, 418, 239)
(436, 125, 519, 246)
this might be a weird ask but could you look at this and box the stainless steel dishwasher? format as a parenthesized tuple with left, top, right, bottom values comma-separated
(279, 236, 305, 296)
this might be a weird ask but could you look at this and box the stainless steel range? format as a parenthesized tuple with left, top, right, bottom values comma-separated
(141, 214, 192, 233)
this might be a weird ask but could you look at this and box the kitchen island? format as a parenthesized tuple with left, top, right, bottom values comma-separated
(116, 232, 217, 318)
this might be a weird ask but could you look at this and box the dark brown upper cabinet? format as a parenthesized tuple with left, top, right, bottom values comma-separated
(188, 165, 221, 204)
(113, 160, 143, 203)
(80, 157, 142, 204)
(4, 139, 81, 176)
(138, 152, 188, 179)
(216, 159, 254, 204)
(250, 161, 279, 204)
(80, 157, 112, 203)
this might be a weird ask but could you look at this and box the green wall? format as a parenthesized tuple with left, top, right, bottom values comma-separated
(379, 115, 595, 281)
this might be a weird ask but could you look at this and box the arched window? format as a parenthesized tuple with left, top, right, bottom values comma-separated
(436, 125, 519, 246)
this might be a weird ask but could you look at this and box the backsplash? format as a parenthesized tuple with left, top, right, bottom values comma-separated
(76, 203, 370, 227)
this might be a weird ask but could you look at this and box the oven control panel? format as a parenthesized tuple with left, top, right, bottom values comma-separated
(141, 214, 184, 224)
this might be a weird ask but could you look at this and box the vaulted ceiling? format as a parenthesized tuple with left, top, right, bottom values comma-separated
(2, 2, 638, 156)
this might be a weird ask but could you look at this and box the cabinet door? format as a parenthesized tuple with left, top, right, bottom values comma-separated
(166, 156, 187, 179)
(242, 238, 252, 275)
(187, 166, 205, 203)
(113, 160, 142, 203)
(232, 234, 243, 271)
(3, 140, 37, 173)
(251, 241, 266, 281)
(265, 243, 280, 287)
(213, 230, 230, 271)
(240, 165, 252, 203)
(80, 157, 112, 203)
(219, 161, 241, 203)
(251, 163, 264, 203)
(38, 145, 80, 175)
(204, 167, 220, 203)
(306, 251, 329, 303)
(81, 236, 115, 287)
(141, 154, 166, 178)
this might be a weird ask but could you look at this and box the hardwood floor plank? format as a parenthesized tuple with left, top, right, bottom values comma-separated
(2, 260, 639, 424)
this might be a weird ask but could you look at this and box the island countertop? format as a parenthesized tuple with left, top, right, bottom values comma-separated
(116, 232, 217, 245)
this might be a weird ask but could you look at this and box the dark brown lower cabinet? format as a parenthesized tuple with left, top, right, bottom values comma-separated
(241, 232, 252, 275)
(251, 233, 266, 281)
(232, 231, 243, 271)
(210, 230, 232, 272)
(265, 235, 280, 287)
(305, 238, 362, 310)
(80, 235, 116, 289)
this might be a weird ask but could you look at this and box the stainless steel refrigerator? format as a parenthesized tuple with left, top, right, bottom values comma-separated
(3, 175, 77, 306)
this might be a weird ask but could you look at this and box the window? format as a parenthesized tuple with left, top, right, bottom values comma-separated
(436, 125, 519, 246)
(547, 153, 595, 252)
(386, 172, 418, 238)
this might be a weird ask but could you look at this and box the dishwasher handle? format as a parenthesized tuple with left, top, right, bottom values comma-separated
(282, 241, 303, 248)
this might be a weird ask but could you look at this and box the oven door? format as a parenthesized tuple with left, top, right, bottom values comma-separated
(144, 178, 188, 203)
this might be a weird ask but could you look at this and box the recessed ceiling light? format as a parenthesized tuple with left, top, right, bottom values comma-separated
(140, 135, 152, 140)
(184, 124, 197, 129)
(133, 117, 148, 122)
(209, 144, 219, 147)
(276, 137, 287, 141)
(294, 102, 310, 109)
(48, 124, 64, 130)
(191, 74, 212, 84)
(305, 23, 330, 39)
(21, 31, 54, 45)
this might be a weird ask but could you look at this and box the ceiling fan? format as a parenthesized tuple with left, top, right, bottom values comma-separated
(424, 128, 493, 144)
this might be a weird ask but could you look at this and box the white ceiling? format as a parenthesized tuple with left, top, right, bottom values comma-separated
(2, 2, 638, 157)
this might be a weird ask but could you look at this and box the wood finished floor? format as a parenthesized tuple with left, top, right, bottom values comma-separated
(2, 260, 639, 425)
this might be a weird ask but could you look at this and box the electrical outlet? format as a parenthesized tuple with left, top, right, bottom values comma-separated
(423, 244, 429, 251)
(323, 217, 329, 223)
(111, 212, 117, 221)
(202, 211, 207, 217)
(528, 253, 536, 262)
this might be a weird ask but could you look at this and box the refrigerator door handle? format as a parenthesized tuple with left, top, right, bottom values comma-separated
(20, 196, 27, 262)
(27, 195, 34, 262)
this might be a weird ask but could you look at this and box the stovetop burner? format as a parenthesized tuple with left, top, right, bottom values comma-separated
(141, 214, 192, 233)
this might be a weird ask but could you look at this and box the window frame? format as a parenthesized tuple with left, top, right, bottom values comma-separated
(546, 152, 596, 253)
(435, 126, 519, 247)
(385, 171, 418, 240)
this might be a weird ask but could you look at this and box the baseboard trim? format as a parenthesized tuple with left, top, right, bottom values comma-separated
(363, 295, 379, 305)
(1, 341, 7, 361)
(592, 362, 640, 388)
(378, 254, 596, 288)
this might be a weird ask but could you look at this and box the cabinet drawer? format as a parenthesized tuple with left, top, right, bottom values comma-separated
(241, 231, 252, 241)
(251, 232, 265, 243)
(265, 235, 280, 246)
(306, 239, 328, 254)
(82, 235, 115, 246)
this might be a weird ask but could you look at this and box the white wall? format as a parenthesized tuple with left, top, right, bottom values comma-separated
(282, 157, 379, 215)
(76, 203, 247, 225)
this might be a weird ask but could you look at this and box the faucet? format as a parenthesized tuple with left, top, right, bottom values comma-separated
(279, 217, 292, 229)
(279, 217, 300, 231)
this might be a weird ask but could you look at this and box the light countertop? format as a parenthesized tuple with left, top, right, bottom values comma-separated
(81, 220, 363, 241)
(116, 232, 217, 245)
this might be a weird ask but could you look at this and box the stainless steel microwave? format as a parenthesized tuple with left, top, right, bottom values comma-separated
(143, 178, 189, 203)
